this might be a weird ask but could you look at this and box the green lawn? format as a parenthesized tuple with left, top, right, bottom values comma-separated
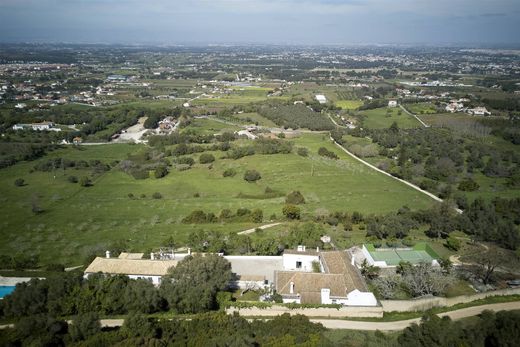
(336, 100, 363, 110)
(0, 132, 436, 266)
(359, 107, 422, 129)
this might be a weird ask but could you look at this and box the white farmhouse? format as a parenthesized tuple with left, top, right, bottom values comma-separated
(388, 100, 398, 108)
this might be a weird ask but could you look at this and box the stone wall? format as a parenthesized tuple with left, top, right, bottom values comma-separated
(227, 305, 384, 318)
(380, 288, 520, 312)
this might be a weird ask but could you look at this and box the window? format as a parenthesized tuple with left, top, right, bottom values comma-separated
(296, 261, 302, 269)
(331, 299, 337, 304)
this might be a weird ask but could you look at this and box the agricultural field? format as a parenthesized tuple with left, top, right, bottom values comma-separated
(359, 107, 422, 129)
(404, 102, 439, 115)
(0, 131, 436, 266)
(336, 99, 363, 110)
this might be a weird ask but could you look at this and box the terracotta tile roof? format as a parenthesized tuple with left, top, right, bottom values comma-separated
(84, 257, 177, 276)
(275, 251, 368, 303)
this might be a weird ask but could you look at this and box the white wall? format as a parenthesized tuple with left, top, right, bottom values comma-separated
(282, 297, 301, 304)
(345, 289, 378, 306)
(282, 253, 319, 272)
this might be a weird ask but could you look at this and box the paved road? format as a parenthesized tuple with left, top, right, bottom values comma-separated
(312, 301, 520, 331)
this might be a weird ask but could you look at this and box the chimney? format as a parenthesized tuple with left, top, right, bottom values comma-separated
(290, 281, 295, 294)
(188, 248, 192, 255)
(303, 245, 306, 251)
(316, 246, 319, 252)
(105, 250, 111, 259)
(150, 252, 155, 260)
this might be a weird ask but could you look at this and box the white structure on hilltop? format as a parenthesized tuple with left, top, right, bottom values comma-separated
(467, 107, 491, 116)
(315, 94, 327, 104)
(388, 100, 398, 108)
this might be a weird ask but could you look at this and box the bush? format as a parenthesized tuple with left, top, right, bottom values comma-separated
(69, 312, 101, 342)
(67, 175, 78, 183)
(199, 153, 215, 164)
(79, 176, 92, 187)
(282, 204, 301, 220)
(445, 236, 461, 251)
(286, 191, 305, 205)
(14, 178, 25, 186)
(128, 193, 135, 199)
(176, 156, 195, 166)
(251, 209, 263, 223)
(297, 147, 309, 157)
(318, 147, 339, 159)
(458, 178, 480, 192)
(244, 169, 261, 182)
(154, 165, 168, 178)
(152, 192, 163, 199)
(223, 168, 237, 177)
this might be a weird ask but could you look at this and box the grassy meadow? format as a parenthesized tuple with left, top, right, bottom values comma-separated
(359, 107, 422, 129)
(0, 132, 436, 266)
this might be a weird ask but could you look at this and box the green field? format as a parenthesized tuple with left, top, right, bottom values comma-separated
(359, 107, 422, 129)
(0, 131, 437, 266)
(336, 100, 363, 110)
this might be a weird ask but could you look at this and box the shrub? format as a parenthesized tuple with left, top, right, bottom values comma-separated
(297, 147, 309, 157)
(176, 156, 195, 166)
(318, 147, 339, 159)
(458, 178, 480, 192)
(67, 175, 78, 183)
(69, 312, 101, 342)
(445, 236, 461, 251)
(152, 192, 163, 199)
(251, 209, 263, 223)
(282, 204, 301, 220)
(14, 178, 25, 186)
(128, 193, 135, 199)
(154, 165, 168, 178)
(244, 169, 261, 182)
(79, 176, 92, 187)
(286, 191, 305, 205)
(199, 153, 215, 164)
(223, 168, 237, 177)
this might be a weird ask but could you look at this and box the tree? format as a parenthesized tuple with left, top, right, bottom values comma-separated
(243, 169, 261, 182)
(251, 209, 263, 223)
(121, 312, 156, 338)
(282, 204, 301, 220)
(223, 168, 236, 177)
(69, 312, 101, 342)
(402, 263, 452, 297)
(286, 191, 305, 205)
(152, 192, 162, 199)
(160, 254, 232, 313)
(360, 259, 380, 280)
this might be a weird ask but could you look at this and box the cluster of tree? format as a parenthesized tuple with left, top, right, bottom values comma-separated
(32, 157, 111, 174)
(318, 147, 339, 159)
(0, 255, 232, 321)
(182, 208, 264, 224)
(398, 310, 520, 347)
(0, 141, 56, 169)
(257, 104, 335, 131)
(226, 138, 294, 160)
(118, 149, 170, 180)
(373, 262, 453, 299)
(0, 311, 330, 346)
(0, 254, 39, 270)
(341, 123, 520, 198)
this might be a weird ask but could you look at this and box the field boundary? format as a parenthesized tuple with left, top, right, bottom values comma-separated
(399, 104, 430, 128)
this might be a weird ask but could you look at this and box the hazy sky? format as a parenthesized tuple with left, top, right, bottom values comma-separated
(1, 0, 519, 45)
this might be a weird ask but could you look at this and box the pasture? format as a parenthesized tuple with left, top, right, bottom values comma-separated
(359, 107, 422, 129)
(0, 133, 436, 266)
(336, 100, 363, 110)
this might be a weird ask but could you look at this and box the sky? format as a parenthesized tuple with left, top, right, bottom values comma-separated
(0, 0, 519, 45)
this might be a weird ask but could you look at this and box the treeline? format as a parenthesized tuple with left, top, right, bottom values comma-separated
(0, 311, 330, 347)
(257, 104, 335, 131)
(399, 311, 520, 347)
(182, 208, 263, 224)
(0, 141, 55, 169)
(336, 124, 520, 199)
